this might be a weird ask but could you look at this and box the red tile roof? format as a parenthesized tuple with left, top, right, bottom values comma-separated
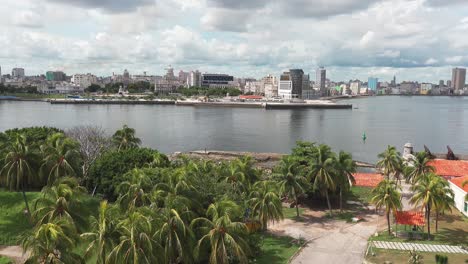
(395, 211, 425, 226)
(449, 176, 468, 193)
(352, 173, 384, 187)
(239, 95, 263, 100)
(428, 159, 468, 178)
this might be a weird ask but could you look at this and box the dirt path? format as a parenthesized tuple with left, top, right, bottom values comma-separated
(270, 209, 383, 264)
(0, 246, 27, 264)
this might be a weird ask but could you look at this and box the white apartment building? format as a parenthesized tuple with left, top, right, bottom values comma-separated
(188, 70, 202, 87)
(71, 74, 97, 88)
(12, 68, 25, 79)
(244, 81, 264, 95)
(350, 81, 361, 95)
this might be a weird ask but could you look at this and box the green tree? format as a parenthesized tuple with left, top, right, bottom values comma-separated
(191, 201, 249, 264)
(112, 125, 141, 151)
(371, 179, 402, 235)
(377, 146, 403, 181)
(0, 134, 38, 217)
(249, 181, 283, 230)
(22, 219, 83, 264)
(81, 201, 119, 264)
(411, 173, 453, 238)
(116, 168, 154, 211)
(404, 152, 435, 184)
(308, 144, 336, 216)
(274, 156, 308, 217)
(40, 133, 81, 185)
(335, 151, 356, 213)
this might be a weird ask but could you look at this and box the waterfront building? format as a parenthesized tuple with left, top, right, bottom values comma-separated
(155, 66, 181, 93)
(391, 75, 396, 87)
(289, 69, 304, 98)
(400, 82, 418, 94)
(38, 81, 83, 94)
(368, 77, 378, 91)
(262, 74, 278, 98)
(420, 83, 433, 95)
(46, 71, 66, 82)
(350, 81, 361, 95)
(188, 70, 202, 87)
(12, 68, 25, 79)
(178, 70, 189, 84)
(451, 67, 466, 91)
(316, 67, 326, 96)
(439, 80, 445, 87)
(71, 73, 97, 88)
(302, 74, 315, 99)
(447, 80, 452, 88)
(244, 81, 264, 95)
(201, 73, 235, 88)
(278, 72, 293, 99)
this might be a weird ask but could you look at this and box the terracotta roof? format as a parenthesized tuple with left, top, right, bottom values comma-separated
(449, 176, 468, 193)
(352, 173, 384, 187)
(428, 159, 468, 177)
(395, 211, 425, 226)
(239, 95, 263, 99)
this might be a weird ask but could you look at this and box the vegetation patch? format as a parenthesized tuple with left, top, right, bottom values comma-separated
(254, 234, 302, 264)
(366, 248, 468, 264)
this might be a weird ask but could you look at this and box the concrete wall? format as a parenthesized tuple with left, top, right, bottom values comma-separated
(448, 181, 468, 217)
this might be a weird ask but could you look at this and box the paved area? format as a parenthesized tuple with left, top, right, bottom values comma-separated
(372, 241, 468, 254)
(0, 246, 27, 263)
(269, 209, 381, 264)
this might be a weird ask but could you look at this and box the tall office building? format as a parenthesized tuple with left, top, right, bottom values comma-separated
(188, 70, 202, 87)
(451, 67, 466, 91)
(439, 80, 444, 87)
(316, 67, 326, 95)
(368, 77, 378, 91)
(278, 72, 293, 99)
(290, 69, 305, 98)
(46, 71, 66, 81)
(12, 68, 25, 79)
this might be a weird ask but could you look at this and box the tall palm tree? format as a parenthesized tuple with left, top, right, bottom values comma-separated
(156, 208, 194, 264)
(191, 201, 249, 264)
(40, 133, 81, 185)
(81, 201, 119, 264)
(404, 152, 435, 184)
(335, 151, 356, 213)
(22, 219, 83, 264)
(308, 144, 336, 215)
(249, 181, 283, 230)
(116, 169, 154, 211)
(274, 156, 308, 217)
(371, 179, 402, 235)
(0, 134, 38, 217)
(411, 173, 453, 238)
(32, 177, 87, 229)
(112, 125, 141, 151)
(223, 162, 247, 195)
(235, 156, 260, 188)
(377, 146, 403, 181)
(107, 211, 162, 264)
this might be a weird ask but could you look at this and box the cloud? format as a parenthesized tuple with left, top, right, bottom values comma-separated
(201, 8, 250, 32)
(13, 10, 43, 28)
(277, 0, 376, 18)
(207, 0, 270, 9)
(425, 0, 468, 6)
(45, 0, 154, 13)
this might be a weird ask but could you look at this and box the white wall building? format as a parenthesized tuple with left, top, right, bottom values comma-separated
(38, 82, 84, 94)
(244, 81, 264, 95)
(71, 73, 97, 88)
(188, 70, 202, 87)
(350, 81, 361, 95)
(448, 177, 468, 217)
(278, 73, 293, 99)
(12, 68, 25, 79)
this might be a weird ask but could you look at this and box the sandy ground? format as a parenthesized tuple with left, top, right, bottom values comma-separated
(269, 209, 384, 264)
(0, 246, 27, 264)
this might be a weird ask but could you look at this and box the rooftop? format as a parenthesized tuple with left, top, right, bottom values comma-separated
(352, 173, 383, 187)
(428, 159, 468, 178)
(395, 211, 425, 226)
(449, 176, 468, 193)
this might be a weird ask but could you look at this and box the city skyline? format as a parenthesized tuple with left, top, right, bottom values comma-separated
(1, 0, 468, 82)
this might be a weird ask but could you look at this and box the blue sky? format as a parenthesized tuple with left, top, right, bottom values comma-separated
(1, 0, 468, 82)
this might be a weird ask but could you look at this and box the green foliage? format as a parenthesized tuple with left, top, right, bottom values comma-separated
(371, 179, 402, 235)
(111, 125, 141, 151)
(435, 254, 448, 264)
(3, 127, 63, 149)
(176, 86, 242, 97)
(87, 148, 166, 200)
(0, 256, 13, 264)
(85, 84, 101, 93)
(408, 249, 423, 264)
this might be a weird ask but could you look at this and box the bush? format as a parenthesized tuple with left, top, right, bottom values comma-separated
(435, 254, 448, 264)
(87, 148, 168, 200)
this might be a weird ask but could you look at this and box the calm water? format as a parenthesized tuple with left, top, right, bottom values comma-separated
(1, 96, 468, 163)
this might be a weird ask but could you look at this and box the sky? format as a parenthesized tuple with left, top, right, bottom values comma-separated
(1, 0, 468, 82)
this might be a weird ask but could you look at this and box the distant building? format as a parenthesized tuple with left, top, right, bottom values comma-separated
(46, 71, 66, 82)
(188, 70, 202, 87)
(420, 83, 433, 95)
(201, 74, 235, 88)
(302, 74, 314, 99)
(447, 80, 452, 88)
(155, 66, 181, 93)
(451, 67, 466, 91)
(391, 75, 396, 87)
(350, 81, 361, 95)
(12, 68, 25, 79)
(38, 81, 83, 94)
(262, 75, 278, 98)
(439, 80, 445, 87)
(278, 72, 293, 99)
(178, 70, 189, 84)
(316, 67, 326, 95)
(400, 82, 418, 94)
(368, 77, 378, 91)
(289, 69, 305, 98)
(71, 74, 97, 88)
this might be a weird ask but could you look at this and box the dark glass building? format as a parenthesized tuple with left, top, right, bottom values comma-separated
(201, 74, 234, 88)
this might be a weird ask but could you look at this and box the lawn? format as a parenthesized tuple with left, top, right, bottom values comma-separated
(254, 234, 302, 264)
(283, 206, 305, 219)
(0, 256, 13, 264)
(350, 186, 374, 205)
(0, 191, 41, 245)
(366, 248, 468, 264)
(372, 210, 468, 246)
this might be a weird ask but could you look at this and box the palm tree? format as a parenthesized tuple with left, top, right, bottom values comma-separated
(411, 173, 453, 237)
(40, 133, 81, 185)
(308, 144, 336, 216)
(191, 201, 249, 264)
(81, 201, 119, 264)
(249, 181, 283, 230)
(371, 179, 402, 235)
(32, 177, 87, 229)
(112, 125, 141, 151)
(223, 162, 247, 195)
(22, 219, 83, 264)
(377, 146, 403, 181)
(274, 156, 308, 217)
(156, 208, 194, 264)
(404, 152, 435, 184)
(0, 134, 38, 217)
(234, 156, 260, 187)
(116, 169, 154, 211)
(107, 211, 162, 264)
(335, 151, 356, 213)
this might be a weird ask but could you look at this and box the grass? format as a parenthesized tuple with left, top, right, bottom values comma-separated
(254, 234, 302, 264)
(282, 206, 304, 219)
(0, 256, 13, 264)
(0, 191, 41, 245)
(372, 210, 468, 246)
(350, 186, 374, 205)
(366, 248, 468, 264)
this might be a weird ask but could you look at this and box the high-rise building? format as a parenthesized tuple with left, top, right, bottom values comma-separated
(439, 80, 445, 87)
(46, 71, 66, 81)
(368, 77, 378, 91)
(262, 74, 278, 98)
(316, 67, 326, 95)
(178, 70, 189, 83)
(71, 73, 98, 88)
(391, 76, 396, 87)
(12, 68, 25, 79)
(451, 67, 466, 91)
(201, 74, 234, 88)
(290, 69, 305, 98)
(350, 81, 361, 95)
(278, 72, 293, 99)
(447, 80, 452, 88)
(188, 70, 202, 87)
